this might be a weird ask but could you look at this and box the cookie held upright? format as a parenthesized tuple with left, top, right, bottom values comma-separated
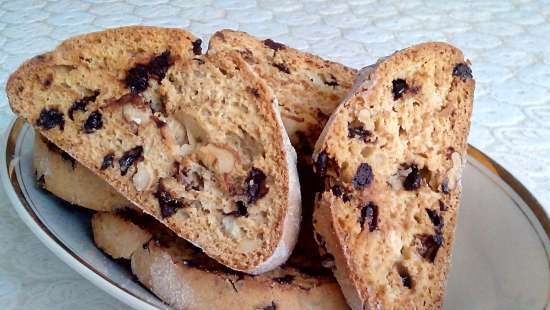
(7, 26, 301, 274)
(312, 43, 474, 309)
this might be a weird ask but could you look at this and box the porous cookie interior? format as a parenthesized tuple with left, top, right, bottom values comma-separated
(154, 53, 293, 269)
(7, 27, 295, 271)
(314, 43, 474, 309)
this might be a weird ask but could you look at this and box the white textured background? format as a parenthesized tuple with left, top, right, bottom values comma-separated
(0, 0, 549, 309)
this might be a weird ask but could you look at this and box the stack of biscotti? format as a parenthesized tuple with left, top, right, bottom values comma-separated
(34, 135, 348, 310)
(8, 26, 306, 274)
(312, 43, 474, 309)
(15, 25, 357, 271)
(14, 25, 474, 310)
(20, 26, 358, 309)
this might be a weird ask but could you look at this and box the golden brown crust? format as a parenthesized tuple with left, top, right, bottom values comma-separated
(313, 42, 475, 310)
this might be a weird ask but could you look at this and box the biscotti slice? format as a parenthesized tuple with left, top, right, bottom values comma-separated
(312, 43, 474, 309)
(208, 30, 358, 262)
(8, 27, 300, 273)
(92, 211, 348, 310)
(208, 29, 357, 159)
(34, 134, 129, 211)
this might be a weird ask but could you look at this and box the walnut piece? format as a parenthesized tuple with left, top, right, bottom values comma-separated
(122, 104, 151, 125)
(199, 144, 236, 174)
(132, 162, 155, 191)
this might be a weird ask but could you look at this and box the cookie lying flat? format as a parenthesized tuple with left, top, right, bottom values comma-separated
(312, 43, 474, 309)
(8, 26, 300, 273)
(33, 134, 129, 211)
(92, 211, 348, 310)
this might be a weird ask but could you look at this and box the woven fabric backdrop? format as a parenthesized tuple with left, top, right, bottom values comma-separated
(0, 0, 548, 308)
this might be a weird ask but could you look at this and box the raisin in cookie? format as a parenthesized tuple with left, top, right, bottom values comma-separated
(92, 211, 348, 310)
(312, 43, 474, 310)
(8, 26, 300, 274)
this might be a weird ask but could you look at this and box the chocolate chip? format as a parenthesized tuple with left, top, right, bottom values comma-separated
(416, 234, 443, 262)
(37, 108, 64, 130)
(155, 188, 183, 218)
(263, 39, 286, 51)
(126, 51, 175, 92)
(262, 301, 277, 310)
(147, 51, 172, 81)
(315, 151, 329, 178)
(273, 274, 294, 284)
(439, 200, 448, 211)
(192, 39, 202, 55)
(331, 185, 343, 197)
(324, 74, 339, 87)
(224, 201, 248, 217)
(272, 62, 290, 74)
(352, 163, 374, 189)
(37, 174, 45, 188)
(348, 123, 374, 143)
(425, 208, 444, 232)
(100, 153, 114, 170)
(125, 64, 149, 93)
(83, 111, 103, 133)
(119, 146, 143, 176)
(397, 265, 412, 289)
(359, 202, 378, 232)
(245, 168, 268, 203)
(392, 78, 408, 100)
(452, 63, 473, 81)
(403, 165, 421, 191)
(331, 185, 350, 202)
(68, 91, 100, 120)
